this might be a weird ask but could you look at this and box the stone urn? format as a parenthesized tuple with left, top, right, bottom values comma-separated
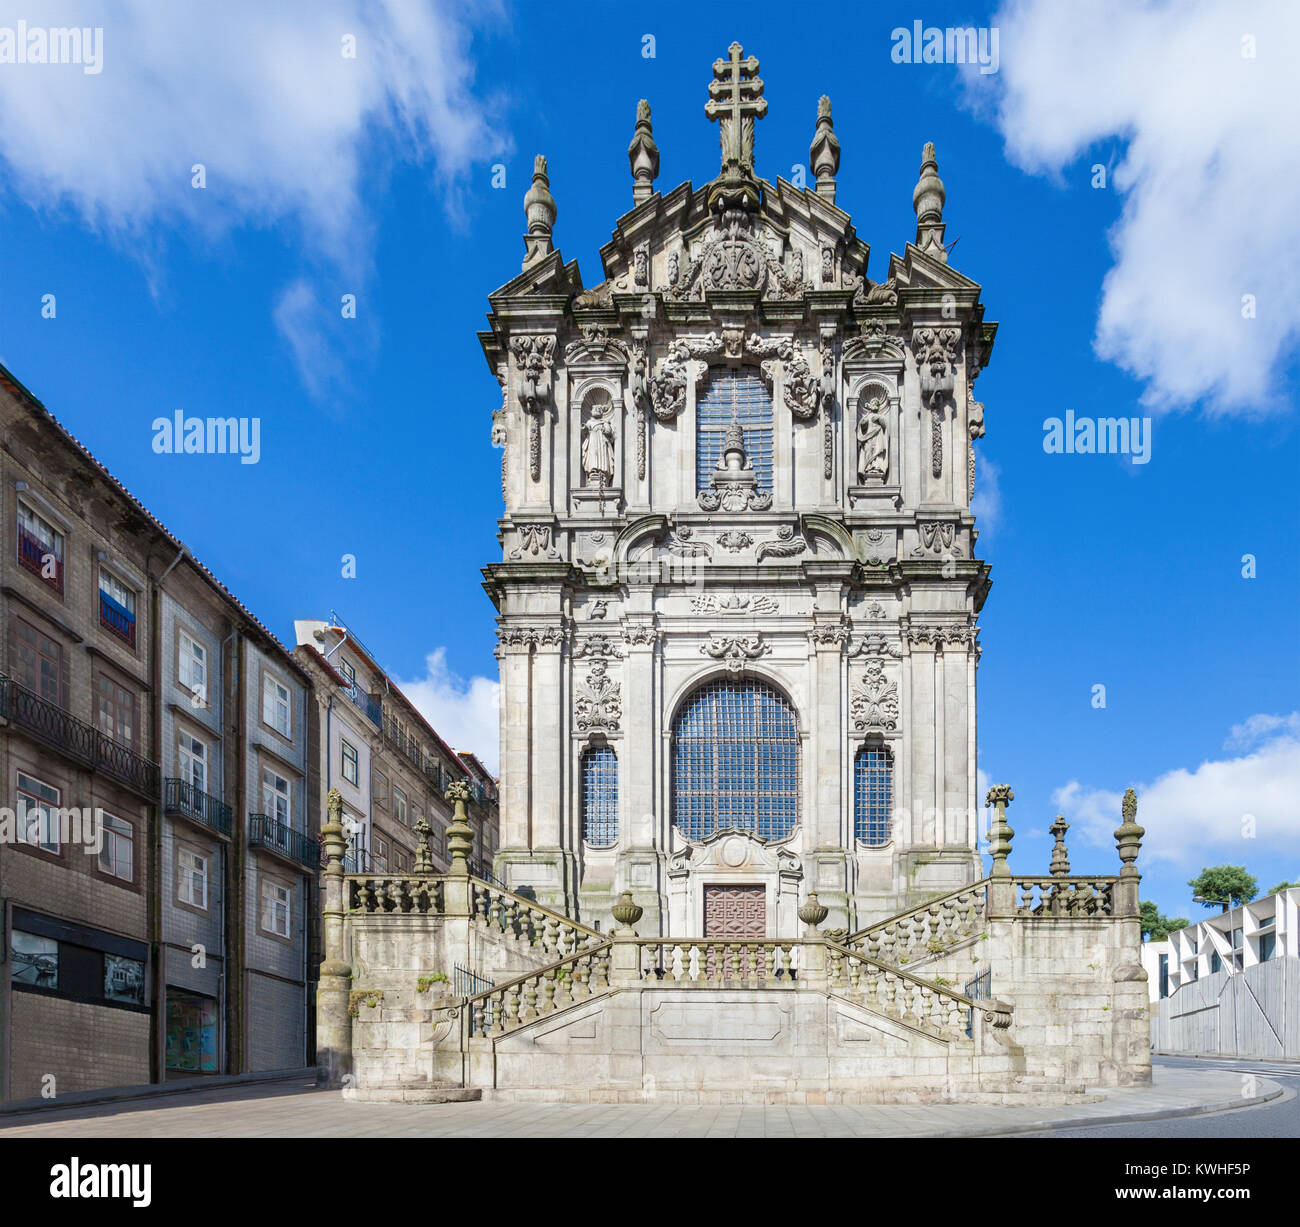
(611, 891, 644, 933)
(798, 891, 829, 930)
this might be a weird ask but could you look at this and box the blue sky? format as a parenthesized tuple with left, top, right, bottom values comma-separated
(0, 0, 1296, 918)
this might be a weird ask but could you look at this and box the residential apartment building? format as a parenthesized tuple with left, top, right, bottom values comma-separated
(0, 364, 318, 1100)
(294, 618, 499, 885)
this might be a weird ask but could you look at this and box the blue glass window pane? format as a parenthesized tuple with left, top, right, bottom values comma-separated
(853, 745, 893, 846)
(695, 369, 774, 494)
(672, 679, 799, 841)
(581, 747, 618, 847)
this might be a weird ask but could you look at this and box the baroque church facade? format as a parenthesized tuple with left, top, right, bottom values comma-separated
(480, 45, 997, 938)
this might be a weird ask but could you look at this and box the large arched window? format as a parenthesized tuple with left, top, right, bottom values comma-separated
(854, 744, 894, 846)
(695, 368, 773, 494)
(580, 746, 618, 847)
(672, 678, 799, 841)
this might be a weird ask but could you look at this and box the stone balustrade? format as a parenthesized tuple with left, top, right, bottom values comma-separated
(1011, 876, 1116, 917)
(346, 875, 445, 914)
(464, 942, 614, 1038)
(844, 881, 989, 966)
(471, 882, 602, 956)
(637, 939, 799, 985)
(825, 941, 1010, 1040)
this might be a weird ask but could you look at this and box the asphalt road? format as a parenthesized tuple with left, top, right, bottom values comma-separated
(1027, 1054, 1298, 1137)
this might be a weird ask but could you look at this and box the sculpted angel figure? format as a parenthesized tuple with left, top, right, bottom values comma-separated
(857, 396, 889, 481)
(582, 401, 616, 487)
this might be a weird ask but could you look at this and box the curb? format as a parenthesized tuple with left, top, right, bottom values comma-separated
(0, 1066, 319, 1118)
(913, 1079, 1287, 1137)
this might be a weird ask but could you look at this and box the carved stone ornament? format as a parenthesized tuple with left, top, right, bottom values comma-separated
(911, 520, 963, 559)
(691, 593, 778, 615)
(843, 321, 905, 362)
(852, 633, 903, 659)
(912, 326, 960, 479)
(857, 392, 890, 483)
(701, 632, 770, 672)
(860, 527, 893, 566)
(808, 618, 851, 648)
(621, 623, 658, 647)
(630, 341, 649, 479)
(667, 526, 712, 558)
(575, 633, 625, 658)
(745, 334, 818, 420)
(581, 399, 617, 488)
(697, 485, 772, 513)
(509, 522, 560, 559)
(575, 658, 622, 732)
(755, 524, 808, 561)
(717, 531, 754, 552)
(851, 660, 899, 731)
(509, 335, 556, 481)
(649, 334, 722, 423)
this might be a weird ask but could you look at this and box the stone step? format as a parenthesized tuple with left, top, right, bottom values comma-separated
(342, 1082, 481, 1104)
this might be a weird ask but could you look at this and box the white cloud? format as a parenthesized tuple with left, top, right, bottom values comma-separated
(971, 454, 1001, 536)
(395, 648, 500, 775)
(1226, 711, 1300, 751)
(1051, 713, 1300, 869)
(982, 0, 1300, 413)
(273, 279, 349, 403)
(0, 1, 508, 258)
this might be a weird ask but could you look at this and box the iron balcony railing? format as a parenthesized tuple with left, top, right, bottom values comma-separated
(343, 684, 383, 729)
(164, 777, 233, 838)
(0, 675, 159, 799)
(249, 813, 320, 870)
(98, 590, 137, 648)
(17, 526, 63, 594)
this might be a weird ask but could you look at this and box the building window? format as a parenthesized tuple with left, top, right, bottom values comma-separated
(260, 879, 292, 938)
(580, 746, 618, 847)
(166, 990, 218, 1072)
(104, 954, 145, 1005)
(98, 813, 135, 883)
(394, 787, 408, 826)
(262, 674, 291, 737)
(341, 738, 359, 785)
(178, 629, 208, 704)
(853, 744, 894, 846)
(1210, 951, 1222, 974)
(1158, 953, 1170, 999)
(98, 569, 137, 648)
(339, 657, 356, 692)
(95, 672, 136, 748)
(672, 678, 799, 842)
(373, 770, 389, 809)
(17, 501, 64, 594)
(177, 847, 209, 910)
(695, 368, 774, 495)
(16, 772, 61, 853)
(262, 769, 291, 825)
(11, 616, 63, 704)
(179, 731, 208, 792)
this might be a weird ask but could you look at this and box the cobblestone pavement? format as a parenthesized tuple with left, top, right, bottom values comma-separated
(0, 1065, 1283, 1138)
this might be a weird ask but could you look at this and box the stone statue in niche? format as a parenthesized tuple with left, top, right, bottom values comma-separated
(582, 397, 616, 487)
(857, 394, 889, 482)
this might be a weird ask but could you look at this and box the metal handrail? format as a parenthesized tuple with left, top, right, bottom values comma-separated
(164, 777, 233, 837)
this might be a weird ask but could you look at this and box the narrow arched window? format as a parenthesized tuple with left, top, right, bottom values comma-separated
(580, 746, 618, 847)
(854, 744, 893, 846)
(695, 368, 773, 495)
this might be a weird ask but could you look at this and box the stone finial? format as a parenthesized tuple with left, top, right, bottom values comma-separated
(705, 42, 767, 214)
(912, 141, 947, 262)
(322, 787, 346, 877)
(611, 890, 644, 934)
(798, 891, 829, 930)
(522, 154, 557, 270)
(444, 779, 475, 874)
(985, 784, 1014, 878)
(808, 95, 840, 203)
(628, 99, 660, 205)
(412, 813, 434, 874)
(1049, 815, 1071, 877)
(1114, 788, 1144, 877)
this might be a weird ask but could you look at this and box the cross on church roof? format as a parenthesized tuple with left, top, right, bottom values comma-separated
(705, 42, 767, 180)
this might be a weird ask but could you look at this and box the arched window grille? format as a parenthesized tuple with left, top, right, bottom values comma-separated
(580, 746, 618, 847)
(672, 678, 799, 841)
(854, 744, 894, 846)
(695, 368, 774, 494)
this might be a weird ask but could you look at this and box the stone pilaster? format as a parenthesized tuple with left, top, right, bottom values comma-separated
(316, 788, 352, 1087)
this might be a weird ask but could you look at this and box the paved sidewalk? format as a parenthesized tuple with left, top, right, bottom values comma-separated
(0, 1068, 1282, 1137)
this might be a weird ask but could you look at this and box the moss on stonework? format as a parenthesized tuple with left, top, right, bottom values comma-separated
(349, 989, 383, 1017)
(416, 973, 449, 993)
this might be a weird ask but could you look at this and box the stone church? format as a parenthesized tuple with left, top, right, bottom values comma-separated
(481, 44, 994, 937)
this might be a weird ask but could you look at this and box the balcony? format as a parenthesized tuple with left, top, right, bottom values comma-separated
(249, 813, 320, 871)
(164, 777, 233, 838)
(17, 526, 63, 595)
(98, 590, 137, 649)
(343, 684, 383, 729)
(0, 675, 159, 800)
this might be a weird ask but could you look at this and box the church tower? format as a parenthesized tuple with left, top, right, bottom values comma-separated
(480, 45, 997, 936)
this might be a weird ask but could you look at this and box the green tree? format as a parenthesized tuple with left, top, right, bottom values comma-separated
(1188, 866, 1257, 911)
(1140, 900, 1190, 941)
(1266, 880, 1300, 897)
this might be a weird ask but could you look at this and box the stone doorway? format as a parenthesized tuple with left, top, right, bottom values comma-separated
(703, 884, 766, 938)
